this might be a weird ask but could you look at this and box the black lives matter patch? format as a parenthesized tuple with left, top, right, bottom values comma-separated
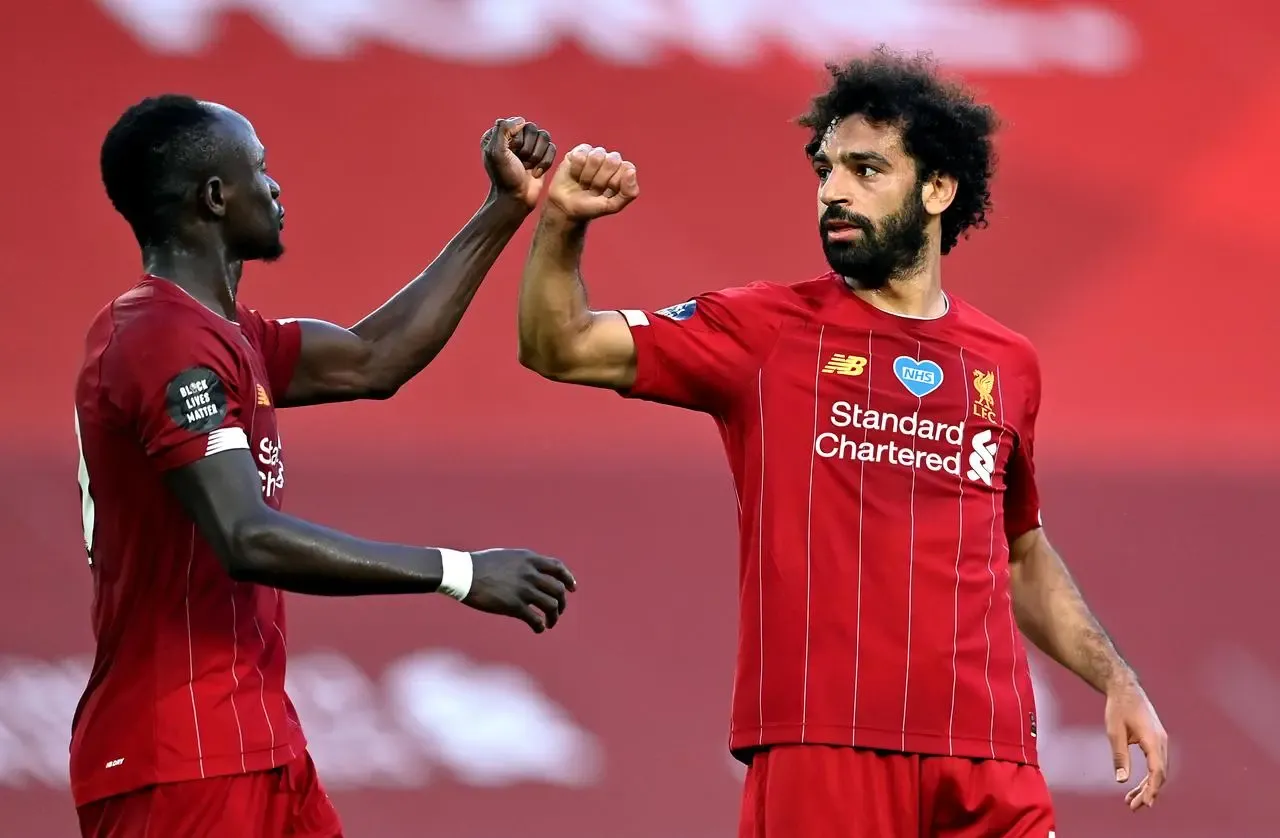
(165, 366, 229, 433)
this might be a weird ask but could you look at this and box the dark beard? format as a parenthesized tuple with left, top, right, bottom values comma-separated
(237, 232, 285, 263)
(820, 191, 928, 289)
(259, 239, 285, 263)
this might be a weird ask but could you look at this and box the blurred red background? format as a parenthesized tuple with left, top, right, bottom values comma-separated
(0, 1, 1277, 836)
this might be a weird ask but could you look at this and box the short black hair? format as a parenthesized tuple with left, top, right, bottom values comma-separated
(798, 47, 998, 255)
(100, 94, 223, 247)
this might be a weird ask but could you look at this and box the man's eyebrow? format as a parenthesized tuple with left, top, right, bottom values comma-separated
(808, 149, 894, 168)
(839, 150, 893, 167)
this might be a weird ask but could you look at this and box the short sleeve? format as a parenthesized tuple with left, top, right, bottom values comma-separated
(238, 307, 302, 401)
(618, 283, 783, 414)
(1003, 353, 1043, 542)
(111, 320, 252, 473)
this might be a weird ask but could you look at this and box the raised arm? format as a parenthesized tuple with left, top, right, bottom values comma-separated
(517, 145, 641, 389)
(518, 145, 784, 413)
(165, 450, 573, 632)
(279, 118, 557, 407)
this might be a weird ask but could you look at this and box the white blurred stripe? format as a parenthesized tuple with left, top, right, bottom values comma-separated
(1202, 646, 1280, 764)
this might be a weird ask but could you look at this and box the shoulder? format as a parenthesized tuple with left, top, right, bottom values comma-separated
(234, 303, 268, 347)
(111, 292, 229, 359)
(654, 274, 831, 323)
(949, 295, 1039, 376)
(99, 288, 247, 401)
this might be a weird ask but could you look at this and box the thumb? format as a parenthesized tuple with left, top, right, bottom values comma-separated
(485, 116, 526, 154)
(619, 162, 639, 198)
(1108, 724, 1130, 782)
(555, 146, 590, 180)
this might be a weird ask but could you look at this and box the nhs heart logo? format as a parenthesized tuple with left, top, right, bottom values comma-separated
(893, 356, 944, 398)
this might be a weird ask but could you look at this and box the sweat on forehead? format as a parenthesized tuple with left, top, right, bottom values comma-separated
(819, 116, 903, 153)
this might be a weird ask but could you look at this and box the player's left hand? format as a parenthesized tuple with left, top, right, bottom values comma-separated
(1104, 678, 1168, 811)
(482, 117, 556, 210)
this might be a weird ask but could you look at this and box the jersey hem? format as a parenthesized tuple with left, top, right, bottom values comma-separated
(70, 735, 306, 806)
(728, 724, 1037, 767)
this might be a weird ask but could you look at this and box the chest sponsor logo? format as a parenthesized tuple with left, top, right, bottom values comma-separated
(815, 401, 966, 476)
(965, 428, 999, 485)
(258, 435, 285, 498)
(813, 399, 1003, 486)
(893, 355, 944, 398)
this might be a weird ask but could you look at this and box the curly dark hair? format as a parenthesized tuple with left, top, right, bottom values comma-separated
(798, 47, 998, 255)
(100, 94, 224, 248)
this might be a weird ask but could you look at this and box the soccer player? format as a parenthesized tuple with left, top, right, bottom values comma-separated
(517, 50, 1168, 836)
(71, 95, 576, 838)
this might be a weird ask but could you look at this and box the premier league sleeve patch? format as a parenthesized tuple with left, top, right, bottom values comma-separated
(655, 300, 697, 321)
(165, 366, 230, 433)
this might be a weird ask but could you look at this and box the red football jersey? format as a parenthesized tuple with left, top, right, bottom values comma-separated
(70, 276, 306, 805)
(621, 273, 1043, 765)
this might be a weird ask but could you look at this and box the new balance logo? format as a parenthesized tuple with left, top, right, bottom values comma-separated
(966, 428, 998, 485)
(256, 384, 271, 406)
(821, 353, 868, 376)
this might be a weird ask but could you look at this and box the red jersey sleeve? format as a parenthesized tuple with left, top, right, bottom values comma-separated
(110, 317, 253, 473)
(1004, 350, 1043, 541)
(619, 283, 783, 413)
(237, 306, 302, 401)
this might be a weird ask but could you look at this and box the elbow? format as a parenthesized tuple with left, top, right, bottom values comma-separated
(520, 350, 580, 384)
(518, 326, 587, 382)
(223, 512, 280, 582)
(362, 381, 401, 401)
(518, 346, 556, 379)
(517, 339, 566, 380)
(355, 367, 406, 401)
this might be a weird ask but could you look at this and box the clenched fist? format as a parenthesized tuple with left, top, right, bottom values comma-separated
(482, 117, 557, 209)
(463, 548, 577, 633)
(546, 144, 640, 221)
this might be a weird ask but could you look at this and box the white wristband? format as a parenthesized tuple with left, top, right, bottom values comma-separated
(437, 549, 474, 601)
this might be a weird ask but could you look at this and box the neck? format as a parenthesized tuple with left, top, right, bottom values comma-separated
(844, 253, 946, 319)
(142, 244, 242, 319)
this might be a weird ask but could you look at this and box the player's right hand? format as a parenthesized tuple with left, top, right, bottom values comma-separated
(546, 144, 639, 221)
(463, 548, 577, 633)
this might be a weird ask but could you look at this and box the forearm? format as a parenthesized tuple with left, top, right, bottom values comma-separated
(229, 508, 445, 597)
(351, 194, 529, 389)
(1010, 533, 1135, 693)
(517, 208, 594, 373)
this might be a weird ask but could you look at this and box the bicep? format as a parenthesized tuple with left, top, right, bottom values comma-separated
(1009, 527, 1046, 566)
(283, 319, 379, 407)
(542, 310, 639, 390)
(1007, 527, 1054, 626)
(164, 450, 275, 571)
(617, 290, 779, 412)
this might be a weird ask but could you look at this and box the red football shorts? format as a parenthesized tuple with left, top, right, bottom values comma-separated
(76, 751, 343, 838)
(740, 745, 1055, 838)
